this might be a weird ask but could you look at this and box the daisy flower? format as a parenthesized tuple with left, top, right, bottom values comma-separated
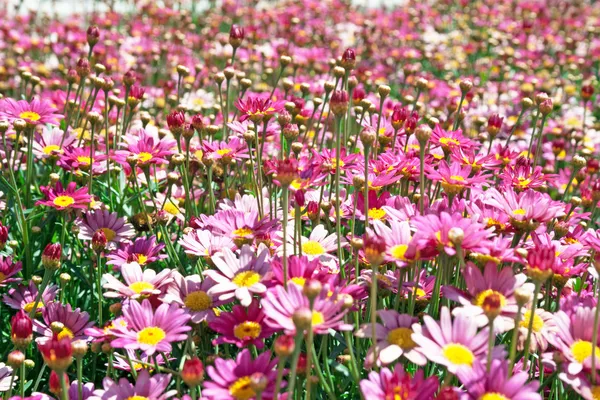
(261, 282, 352, 335)
(32, 127, 76, 159)
(3, 281, 59, 313)
(113, 128, 176, 171)
(209, 300, 275, 349)
(106, 236, 166, 269)
(548, 307, 600, 375)
(234, 95, 285, 122)
(426, 160, 488, 196)
(457, 359, 541, 400)
(162, 272, 223, 324)
(202, 209, 277, 247)
(67, 381, 95, 400)
(201, 137, 248, 162)
(517, 307, 557, 352)
(356, 310, 426, 367)
(203, 349, 282, 400)
(284, 224, 345, 264)
(75, 210, 136, 250)
(0, 256, 22, 287)
(88, 370, 175, 400)
(33, 302, 94, 343)
(36, 182, 92, 211)
(0, 97, 63, 126)
(411, 307, 497, 373)
(110, 299, 190, 356)
(359, 365, 438, 400)
(178, 229, 236, 259)
(205, 245, 269, 307)
(430, 124, 477, 154)
(102, 262, 173, 300)
(57, 146, 108, 176)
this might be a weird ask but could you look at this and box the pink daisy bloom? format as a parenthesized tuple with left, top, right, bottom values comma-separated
(162, 272, 223, 324)
(356, 310, 426, 367)
(32, 127, 76, 160)
(106, 236, 166, 269)
(201, 209, 277, 247)
(485, 188, 565, 229)
(371, 220, 417, 267)
(0, 256, 22, 288)
(457, 359, 541, 400)
(234, 95, 285, 122)
(113, 128, 176, 171)
(102, 262, 173, 301)
(3, 281, 59, 313)
(209, 300, 275, 349)
(110, 299, 191, 356)
(178, 229, 236, 259)
(75, 210, 136, 250)
(426, 160, 488, 196)
(36, 182, 92, 211)
(261, 282, 352, 335)
(412, 307, 498, 374)
(359, 365, 439, 400)
(57, 146, 108, 176)
(267, 255, 328, 288)
(88, 370, 175, 400)
(284, 224, 345, 264)
(33, 302, 95, 343)
(430, 124, 477, 154)
(548, 307, 600, 375)
(205, 245, 269, 307)
(203, 349, 282, 400)
(0, 97, 63, 126)
(201, 137, 248, 161)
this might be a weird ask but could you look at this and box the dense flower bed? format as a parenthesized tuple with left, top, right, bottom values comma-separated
(0, 0, 599, 399)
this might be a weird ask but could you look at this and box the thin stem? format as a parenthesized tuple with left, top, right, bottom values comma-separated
(523, 282, 541, 370)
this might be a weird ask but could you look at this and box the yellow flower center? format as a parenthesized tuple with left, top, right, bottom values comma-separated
(390, 244, 408, 261)
(368, 208, 386, 220)
(19, 111, 41, 121)
(414, 288, 426, 298)
(137, 152, 153, 163)
(216, 148, 232, 156)
(77, 156, 92, 165)
(449, 175, 465, 182)
(290, 277, 306, 286)
(135, 254, 149, 266)
(331, 158, 345, 169)
(473, 289, 507, 309)
(233, 321, 262, 340)
(519, 310, 544, 333)
(302, 240, 325, 256)
(387, 327, 416, 350)
(233, 227, 253, 238)
(129, 281, 155, 294)
(57, 327, 74, 341)
(439, 137, 461, 147)
(0, 272, 5, 283)
(512, 208, 526, 216)
(184, 290, 212, 311)
(570, 340, 600, 364)
(163, 200, 181, 216)
(229, 376, 255, 400)
(442, 343, 475, 366)
(53, 195, 75, 208)
(480, 394, 509, 400)
(312, 311, 325, 326)
(590, 386, 600, 400)
(127, 396, 149, 400)
(232, 271, 261, 287)
(98, 228, 116, 242)
(136, 327, 166, 346)
(23, 301, 43, 313)
(43, 144, 61, 155)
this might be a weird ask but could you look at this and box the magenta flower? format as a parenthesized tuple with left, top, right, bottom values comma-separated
(75, 210, 135, 250)
(234, 95, 285, 122)
(36, 182, 92, 211)
(163, 272, 223, 324)
(106, 236, 166, 269)
(111, 299, 191, 355)
(203, 349, 282, 400)
(102, 262, 173, 300)
(88, 370, 175, 400)
(0, 256, 22, 288)
(208, 300, 275, 349)
(359, 365, 438, 400)
(0, 98, 63, 126)
(205, 245, 269, 307)
(457, 359, 540, 400)
(33, 302, 94, 343)
(412, 307, 499, 373)
(261, 282, 352, 335)
(356, 310, 426, 367)
(2, 281, 58, 313)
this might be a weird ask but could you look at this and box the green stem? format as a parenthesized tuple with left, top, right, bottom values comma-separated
(522, 282, 541, 370)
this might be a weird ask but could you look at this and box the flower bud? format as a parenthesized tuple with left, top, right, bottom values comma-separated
(303, 280, 322, 300)
(539, 98, 553, 116)
(92, 230, 107, 253)
(8, 350, 25, 368)
(86, 25, 100, 47)
(250, 372, 268, 394)
(38, 336, 73, 371)
(42, 243, 62, 270)
(340, 48, 356, 70)
(229, 25, 244, 48)
(459, 79, 473, 93)
(292, 307, 314, 330)
(415, 124, 432, 145)
(274, 335, 295, 357)
(359, 126, 376, 147)
(72, 340, 88, 359)
(363, 234, 386, 266)
(181, 357, 204, 387)
(330, 90, 349, 116)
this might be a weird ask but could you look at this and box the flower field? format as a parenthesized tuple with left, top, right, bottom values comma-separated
(0, 0, 599, 399)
